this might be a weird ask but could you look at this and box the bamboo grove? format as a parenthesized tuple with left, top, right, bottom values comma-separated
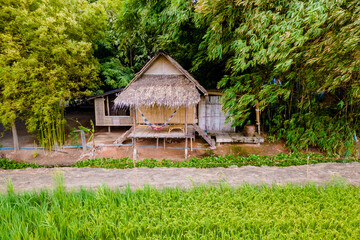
(1, 0, 360, 155)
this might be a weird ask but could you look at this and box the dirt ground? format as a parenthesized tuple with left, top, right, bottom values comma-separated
(0, 110, 288, 166)
(1, 162, 360, 193)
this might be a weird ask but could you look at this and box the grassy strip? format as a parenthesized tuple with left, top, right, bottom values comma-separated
(0, 158, 40, 169)
(1, 180, 360, 239)
(73, 152, 358, 169)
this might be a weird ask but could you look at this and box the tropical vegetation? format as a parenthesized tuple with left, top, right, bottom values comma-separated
(1, 0, 360, 155)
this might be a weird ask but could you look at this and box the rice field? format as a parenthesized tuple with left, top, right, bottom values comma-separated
(1, 180, 360, 239)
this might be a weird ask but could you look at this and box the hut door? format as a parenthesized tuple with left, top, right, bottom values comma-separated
(199, 96, 235, 133)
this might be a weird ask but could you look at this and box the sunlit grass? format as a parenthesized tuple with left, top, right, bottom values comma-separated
(1, 177, 360, 239)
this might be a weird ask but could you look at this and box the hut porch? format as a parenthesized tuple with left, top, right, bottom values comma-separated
(129, 125, 194, 139)
(215, 132, 264, 144)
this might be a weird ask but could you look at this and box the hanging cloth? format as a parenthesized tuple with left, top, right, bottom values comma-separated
(137, 107, 178, 130)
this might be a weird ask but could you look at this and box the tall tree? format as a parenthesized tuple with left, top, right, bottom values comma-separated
(0, 0, 106, 146)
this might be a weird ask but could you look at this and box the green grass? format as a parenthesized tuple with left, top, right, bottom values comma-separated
(1, 180, 360, 239)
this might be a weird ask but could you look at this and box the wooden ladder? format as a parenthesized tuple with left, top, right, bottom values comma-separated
(114, 127, 133, 144)
(192, 124, 216, 149)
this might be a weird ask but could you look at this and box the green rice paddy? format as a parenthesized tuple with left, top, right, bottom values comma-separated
(1, 180, 360, 239)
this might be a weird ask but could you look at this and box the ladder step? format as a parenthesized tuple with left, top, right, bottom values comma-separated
(193, 124, 216, 148)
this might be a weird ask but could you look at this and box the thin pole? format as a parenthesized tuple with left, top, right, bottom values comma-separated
(185, 104, 188, 159)
(132, 106, 137, 160)
(106, 96, 111, 132)
(255, 100, 260, 135)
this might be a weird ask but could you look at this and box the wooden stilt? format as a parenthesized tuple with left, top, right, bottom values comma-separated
(156, 138, 159, 148)
(132, 138, 137, 160)
(255, 100, 261, 135)
(106, 96, 111, 132)
(185, 138, 188, 159)
(12, 120, 19, 152)
(190, 137, 193, 152)
(164, 138, 166, 149)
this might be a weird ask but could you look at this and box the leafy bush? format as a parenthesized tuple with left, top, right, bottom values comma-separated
(0, 158, 40, 170)
(73, 153, 358, 169)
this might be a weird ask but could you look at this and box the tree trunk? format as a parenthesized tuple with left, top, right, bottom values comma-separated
(12, 120, 19, 152)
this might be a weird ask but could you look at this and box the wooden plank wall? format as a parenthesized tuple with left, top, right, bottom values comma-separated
(94, 98, 132, 126)
(198, 96, 235, 133)
(136, 105, 196, 124)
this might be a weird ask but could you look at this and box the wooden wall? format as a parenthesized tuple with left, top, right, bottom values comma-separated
(94, 98, 132, 126)
(198, 95, 235, 133)
(136, 105, 197, 124)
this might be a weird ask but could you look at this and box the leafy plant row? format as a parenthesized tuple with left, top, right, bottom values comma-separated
(1, 153, 358, 170)
(1, 180, 360, 239)
(73, 153, 357, 169)
(0, 158, 40, 170)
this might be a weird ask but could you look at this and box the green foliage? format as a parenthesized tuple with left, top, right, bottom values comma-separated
(32, 152, 39, 158)
(193, 0, 360, 155)
(74, 153, 358, 169)
(0, 0, 106, 142)
(67, 128, 81, 147)
(1, 183, 360, 238)
(0, 158, 40, 169)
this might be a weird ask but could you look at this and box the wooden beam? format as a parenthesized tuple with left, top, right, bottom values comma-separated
(11, 120, 19, 152)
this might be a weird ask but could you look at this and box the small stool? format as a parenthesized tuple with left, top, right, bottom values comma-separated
(168, 124, 185, 133)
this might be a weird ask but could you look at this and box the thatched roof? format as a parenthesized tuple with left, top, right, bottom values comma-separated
(114, 52, 207, 108)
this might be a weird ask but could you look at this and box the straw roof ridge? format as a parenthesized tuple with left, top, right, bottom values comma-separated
(114, 75, 200, 108)
(122, 52, 207, 95)
(114, 52, 207, 108)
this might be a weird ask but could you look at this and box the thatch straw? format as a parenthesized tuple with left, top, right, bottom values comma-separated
(114, 75, 201, 107)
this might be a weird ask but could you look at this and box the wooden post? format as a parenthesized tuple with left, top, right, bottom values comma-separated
(132, 106, 137, 160)
(11, 120, 19, 152)
(185, 104, 188, 159)
(133, 138, 137, 160)
(185, 104, 188, 134)
(164, 138, 166, 149)
(190, 137, 193, 152)
(74, 130, 87, 152)
(106, 96, 111, 132)
(156, 138, 159, 148)
(255, 100, 261, 135)
(185, 138, 188, 159)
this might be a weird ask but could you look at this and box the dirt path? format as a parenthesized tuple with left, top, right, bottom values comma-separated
(1, 162, 360, 193)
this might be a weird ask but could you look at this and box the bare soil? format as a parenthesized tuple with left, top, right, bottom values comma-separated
(0, 110, 290, 166)
(1, 162, 360, 193)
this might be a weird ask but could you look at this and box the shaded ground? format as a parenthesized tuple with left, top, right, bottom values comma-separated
(1, 162, 360, 193)
(0, 110, 289, 166)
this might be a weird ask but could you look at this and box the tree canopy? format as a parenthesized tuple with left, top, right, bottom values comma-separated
(0, 0, 106, 145)
(1, 0, 359, 154)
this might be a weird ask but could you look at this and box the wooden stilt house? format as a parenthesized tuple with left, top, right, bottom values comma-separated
(114, 52, 215, 159)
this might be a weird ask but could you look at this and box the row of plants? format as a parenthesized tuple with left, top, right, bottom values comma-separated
(0, 158, 40, 170)
(2, 153, 358, 170)
(1, 179, 360, 239)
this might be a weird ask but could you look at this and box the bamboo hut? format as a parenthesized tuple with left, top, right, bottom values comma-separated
(114, 52, 214, 159)
(87, 89, 132, 132)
